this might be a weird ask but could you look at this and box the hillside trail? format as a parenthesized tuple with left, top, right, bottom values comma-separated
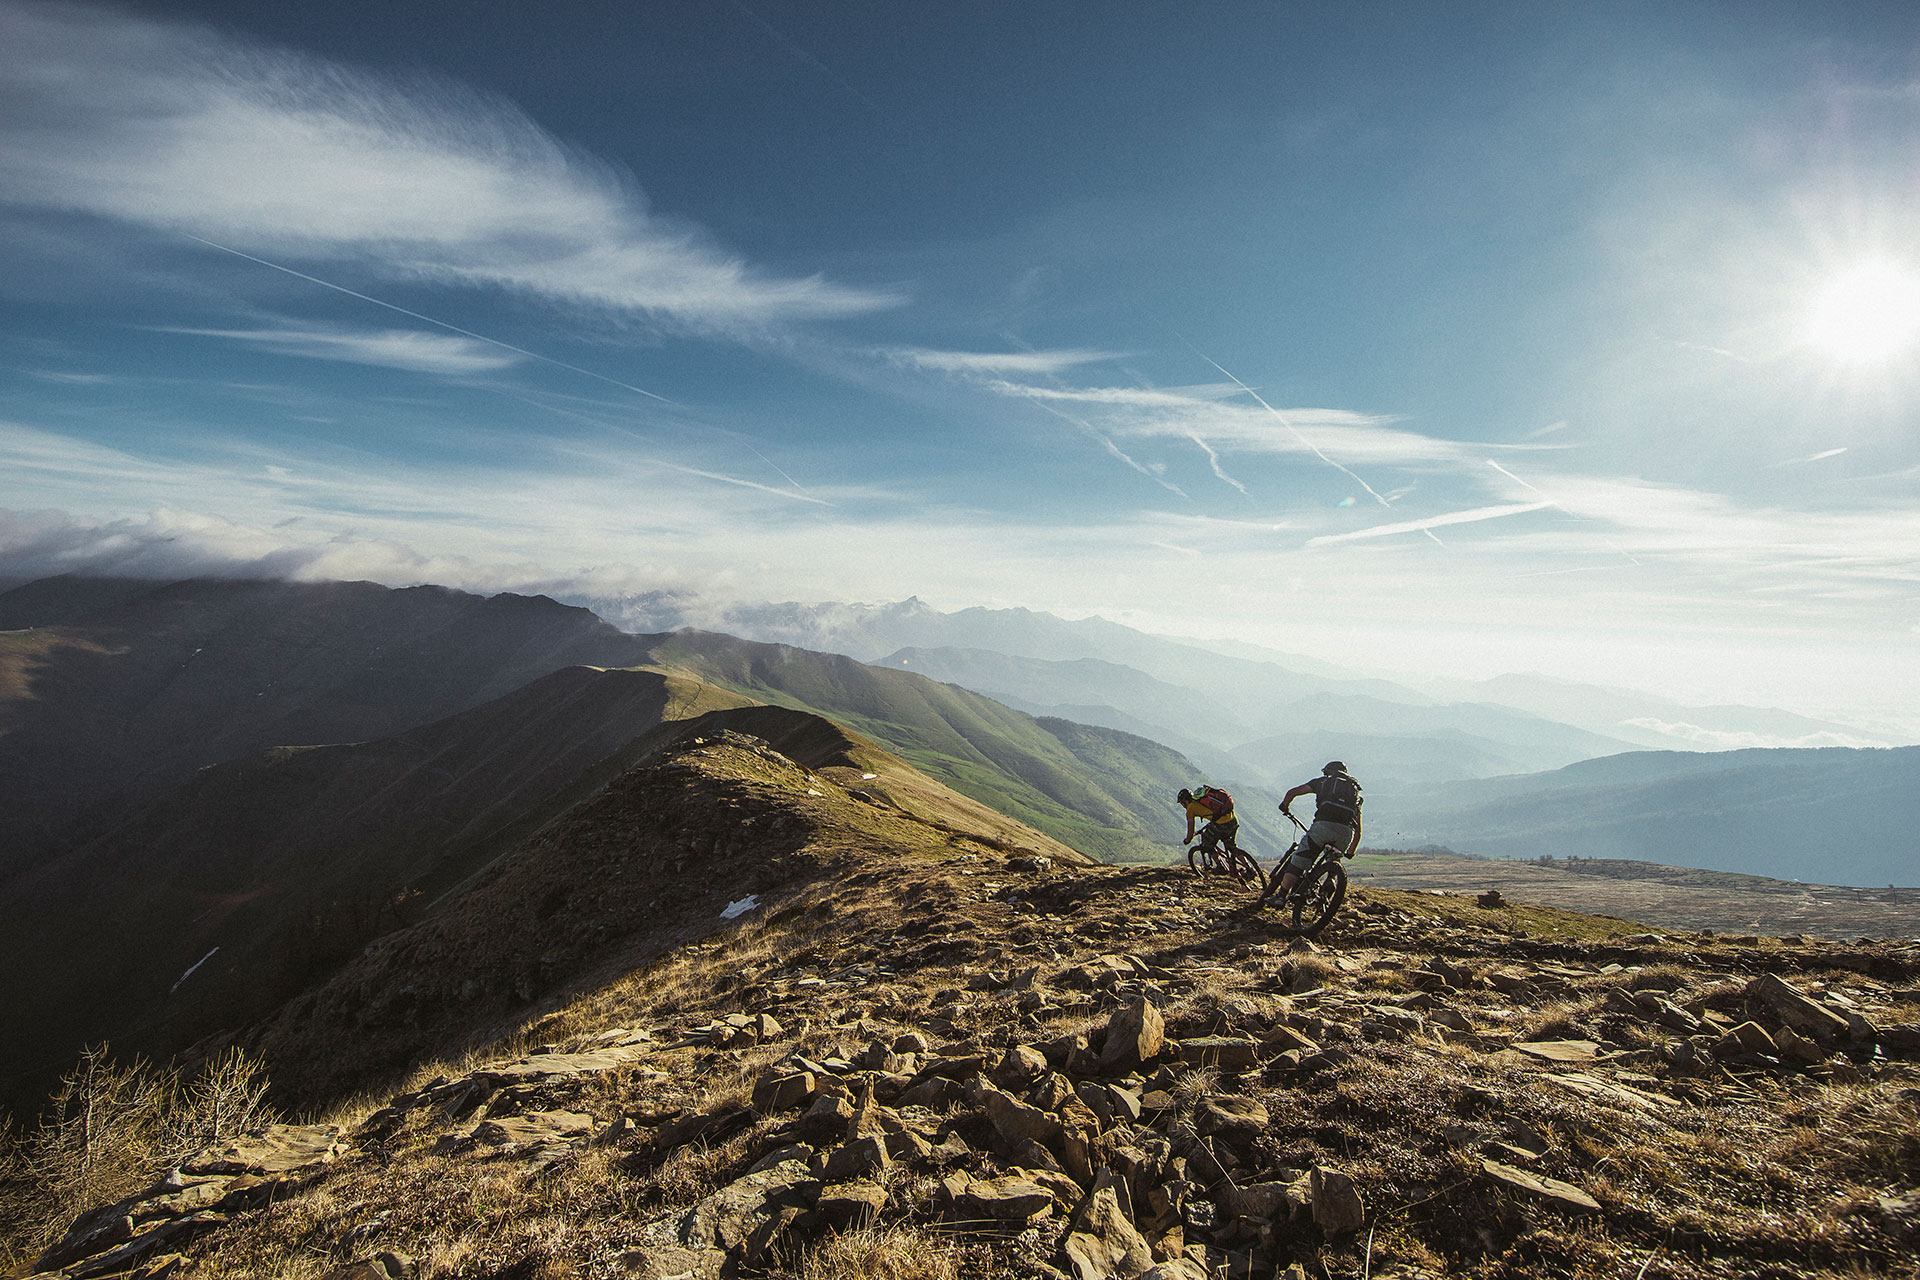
(16, 731, 1920, 1280)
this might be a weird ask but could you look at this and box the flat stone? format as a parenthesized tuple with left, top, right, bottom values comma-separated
(752, 1070, 816, 1113)
(1748, 973, 1849, 1044)
(472, 1111, 594, 1148)
(1715, 1022, 1777, 1056)
(817, 1180, 888, 1230)
(956, 1175, 1055, 1224)
(181, 1125, 346, 1176)
(1177, 1036, 1258, 1071)
(1541, 1072, 1679, 1115)
(1481, 1158, 1601, 1211)
(976, 1079, 1063, 1149)
(994, 1044, 1050, 1088)
(796, 1093, 855, 1143)
(1511, 1040, 1601, 1064)
(674, 1165, 813, 1253)
(1195, 1095, 1269, 1140)
(818, 1135, 890, 1182)
(1262, 1025, 1317, 1053)
(479, 1048, 643, 1083)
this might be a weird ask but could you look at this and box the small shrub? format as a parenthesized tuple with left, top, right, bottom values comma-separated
(0, 1045, 276, 1266)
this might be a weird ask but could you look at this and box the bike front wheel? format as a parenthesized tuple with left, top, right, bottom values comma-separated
(1288, 860, 1348, 936)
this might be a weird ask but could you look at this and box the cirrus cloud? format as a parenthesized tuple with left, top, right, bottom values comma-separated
(0, 0, 901, 329)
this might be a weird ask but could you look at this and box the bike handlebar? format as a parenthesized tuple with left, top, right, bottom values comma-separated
(1280, 807, 1307, 831)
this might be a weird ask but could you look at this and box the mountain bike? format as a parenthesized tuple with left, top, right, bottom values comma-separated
(1187, 827, 1261, 886)
(1261, 812, 1348, 936)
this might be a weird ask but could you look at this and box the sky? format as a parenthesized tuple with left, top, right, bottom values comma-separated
(3, 0, 1919, 732)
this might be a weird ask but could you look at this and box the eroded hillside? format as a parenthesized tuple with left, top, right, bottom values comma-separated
(12, 730, 1918, 1280)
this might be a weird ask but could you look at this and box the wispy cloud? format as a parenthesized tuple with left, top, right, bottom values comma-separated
(888, 347, 1126, 376)
(1770, 447, 1847, 467)
(25, 370, 118, 385)
(0, 0, 900, 328)
(156, 325, 523, 375)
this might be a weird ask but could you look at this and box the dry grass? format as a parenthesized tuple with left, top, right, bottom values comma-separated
(1519, 1001, 1595, 1042)
(798, 1222, 978, 1280)
(1626, 963, 1693, 992)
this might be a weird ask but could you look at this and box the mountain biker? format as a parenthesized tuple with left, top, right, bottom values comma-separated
(1178, 785, 1246, 865)
(1268, 761, 1363, 901)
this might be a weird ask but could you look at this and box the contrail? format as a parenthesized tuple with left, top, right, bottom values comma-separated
(1030, 398, 1188, 497)
(731, 1, 885, 114)
(183, 235, 674, 404)
(501, 390, 822, 503)
(656, 461, 836, 506)
(1187, 345, 1440, 544)
(1486, 459, 1642, 566)
(1185, 431, 1248, 494)
(1307, 501, 1554, 546)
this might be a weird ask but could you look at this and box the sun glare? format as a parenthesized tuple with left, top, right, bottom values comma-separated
(1804, 260, 1920, 364)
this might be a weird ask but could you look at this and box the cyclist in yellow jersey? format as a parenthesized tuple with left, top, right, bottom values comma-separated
(1177, 785, 1246, 862)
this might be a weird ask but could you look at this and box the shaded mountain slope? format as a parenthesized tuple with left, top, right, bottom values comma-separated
(0, 576, 658, 855)
(1382, 744, 1920, 886)
(240, 722, 1085, 1108)
(0, 669, 1089, 1119)
(0, 577, 1199, 872)
(0, 666, 686, 1114)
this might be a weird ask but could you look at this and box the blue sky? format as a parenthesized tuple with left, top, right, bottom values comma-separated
(3, 0, 1919, 729)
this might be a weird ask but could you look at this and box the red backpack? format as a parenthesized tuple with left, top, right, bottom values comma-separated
(1199, 786, 1234, 818)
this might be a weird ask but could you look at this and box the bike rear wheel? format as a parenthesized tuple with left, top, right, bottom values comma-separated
(1288, 860, 1348, 936)
(1226, 846, 1261, 886)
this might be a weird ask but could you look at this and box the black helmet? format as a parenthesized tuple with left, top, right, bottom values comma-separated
(1322, 761, 1346, 776)
(1176, 788, 1194, 804)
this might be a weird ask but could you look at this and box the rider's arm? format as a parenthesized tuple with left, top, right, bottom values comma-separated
(1279, 782, 1314, 811)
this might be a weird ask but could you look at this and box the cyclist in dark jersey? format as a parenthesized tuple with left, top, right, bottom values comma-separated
(1269, 761, 1362, 901)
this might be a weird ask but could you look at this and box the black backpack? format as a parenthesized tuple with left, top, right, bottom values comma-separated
(1315, 773, 1362, 823)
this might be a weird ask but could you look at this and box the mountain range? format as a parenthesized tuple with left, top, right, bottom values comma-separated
(1376, 743, 1920, 887)
(573, 590, 1907, 773)
(2, 571, 1914, 1125)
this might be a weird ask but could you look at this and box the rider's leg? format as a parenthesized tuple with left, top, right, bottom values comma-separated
(1275, 835, 1319, 899)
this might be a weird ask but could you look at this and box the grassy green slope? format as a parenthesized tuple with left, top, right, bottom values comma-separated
(647, 632, 1194, 862)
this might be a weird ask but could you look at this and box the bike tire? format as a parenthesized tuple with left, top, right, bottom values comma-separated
(1288, 861, 1348, 936)
(1227, 847, 1261, 886)
(1187, 844, 1203, 876)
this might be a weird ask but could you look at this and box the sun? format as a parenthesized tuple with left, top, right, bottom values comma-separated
(1804, 259, 1920, 364)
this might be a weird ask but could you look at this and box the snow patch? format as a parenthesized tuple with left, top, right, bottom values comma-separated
(170, 947, 219, 995)
(720, 895, 760, 920)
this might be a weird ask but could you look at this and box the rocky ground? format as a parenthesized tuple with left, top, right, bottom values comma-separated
(14, 736, 1920, 1280)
